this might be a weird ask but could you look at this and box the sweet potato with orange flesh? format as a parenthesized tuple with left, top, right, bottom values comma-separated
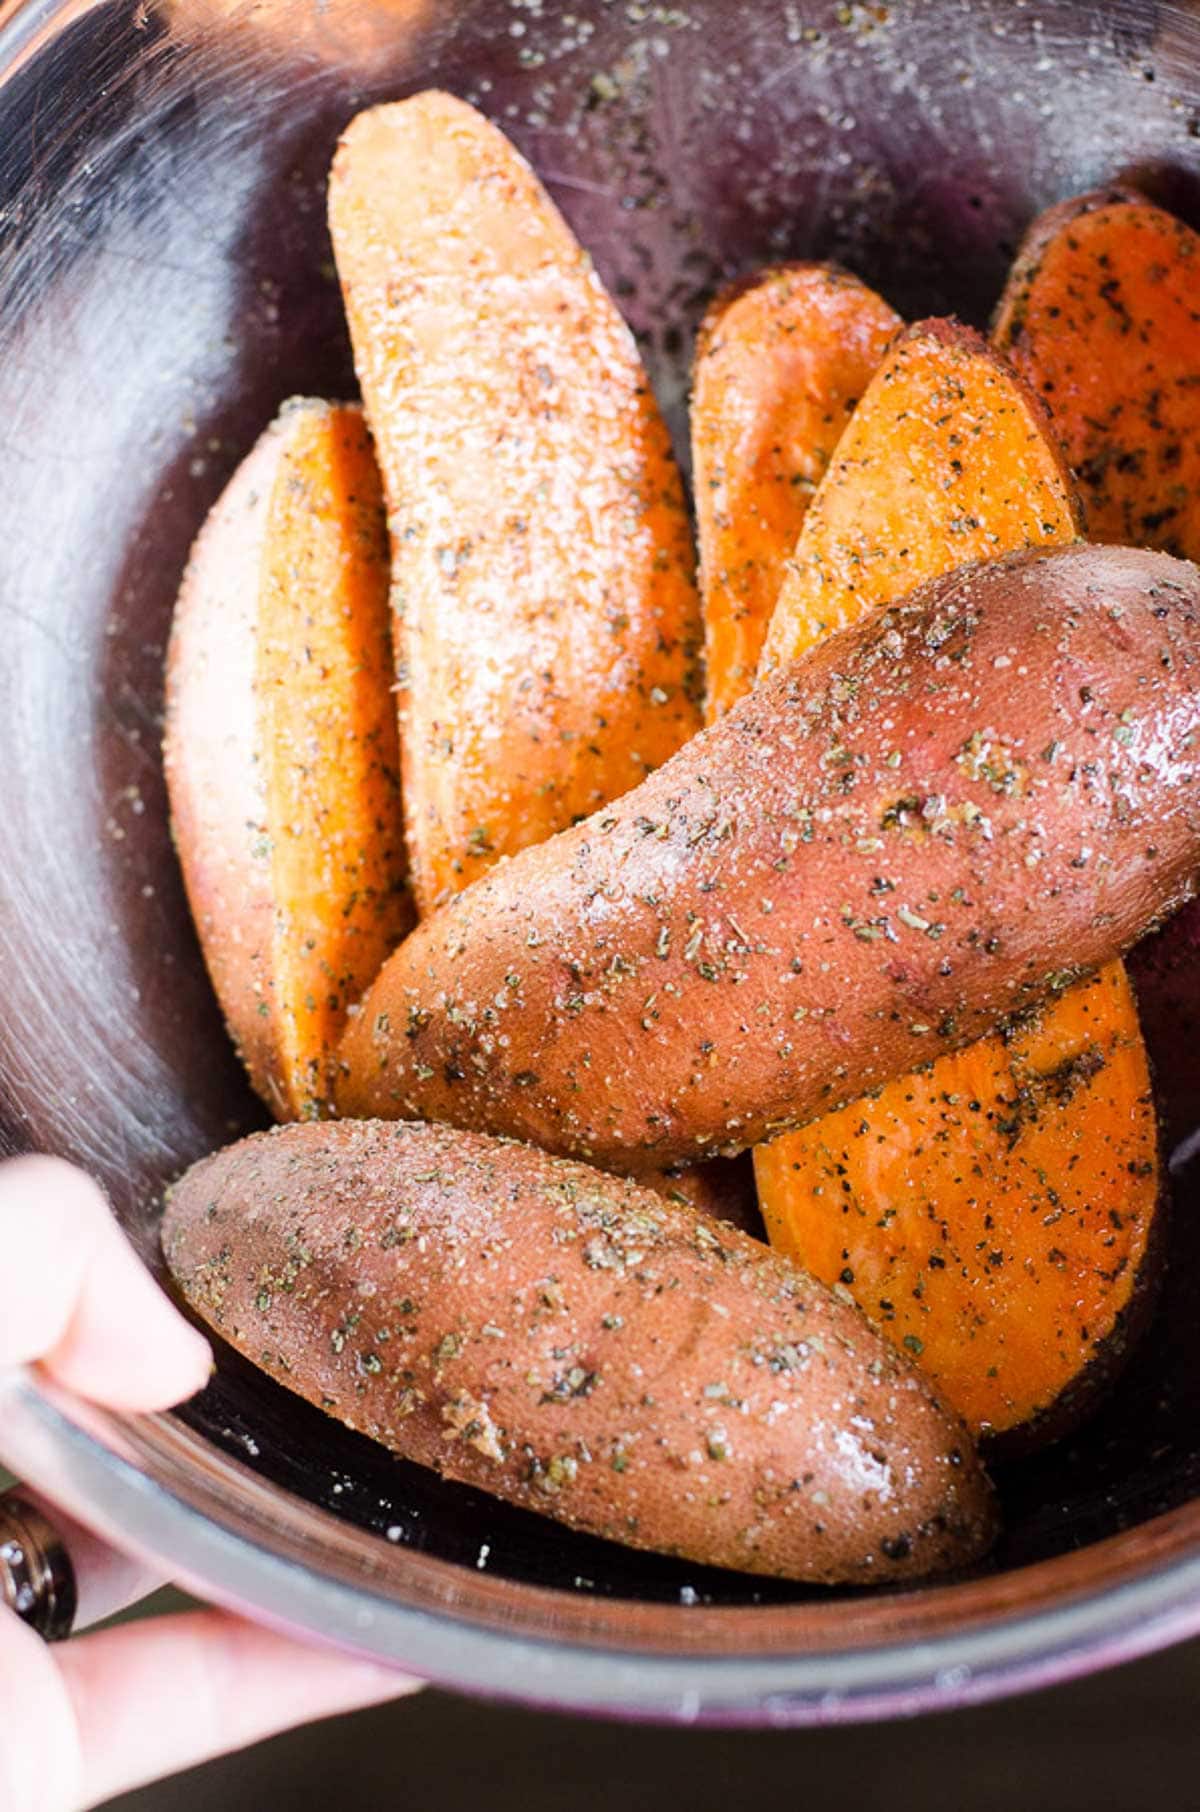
(993, 187, 1200, 1154)
(328, 93, 702, 916)
(993, 186, 1200, 555)
(756, 965, 1159, 1446)
(163, 1119, 997, 1584)
(336, 545, 1200, 1170)
(165, 400, 413, 1120)
(758, 319, 1082, 678)
(692, 264, 900, 720)
(751, 300, 1157, 1441)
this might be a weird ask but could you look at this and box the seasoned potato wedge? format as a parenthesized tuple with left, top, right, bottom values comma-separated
(759, 318, 1081, 678)
(692, 263, 899, 720)
(329, 92, 702, 914)
(993, 185, 1200, 555)
(751, 298, 1156, 1449)
(757, 964, 1160, 1447)
(994, 186, 1200, 1155)
(163, 1119, 997, 1584)
(165, 399, 413, 1120)
(337, 544, 1200, 1169)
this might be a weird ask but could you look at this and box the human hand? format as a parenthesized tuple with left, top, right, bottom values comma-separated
(0, 1155, 420, 1812)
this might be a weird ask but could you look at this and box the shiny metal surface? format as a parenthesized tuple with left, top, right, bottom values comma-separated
(10, 1361, 1200, 1721)
(0, 1487, 77, 1640)
(3, 0, 1200, 1722)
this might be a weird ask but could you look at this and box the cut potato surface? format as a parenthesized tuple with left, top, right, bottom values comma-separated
(692, 263, 899, 720)
(329, 92, 702, 914)
(756, 965, 1159, 1444)
(165, 399, 412, 1120)
(337, 544, 1200, 1171)
(994, 185, 1200, 1157)
(752, 303, 1156, 1444)
(759, 318, 1081, 677)
(163, 1119, 997, 1584)
(993, 186, 1200, 556)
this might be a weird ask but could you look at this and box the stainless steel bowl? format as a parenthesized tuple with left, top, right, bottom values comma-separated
(4, 0, 1200, 1725)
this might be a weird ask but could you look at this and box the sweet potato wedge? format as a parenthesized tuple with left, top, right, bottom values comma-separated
(994, 186, 1200, 1154)
(165, 399, 413, 1120)
(751, 295, 1157, 1445)
(759, 318, 1082, 677)
(163, 1119, 997, 1584)
(756, 964, 1160, 1446)
(692, 264, 900, 720)
(993, 185, 1200, 555)
(336, 544, 1200, 1169)
(328, 93, 702, 915)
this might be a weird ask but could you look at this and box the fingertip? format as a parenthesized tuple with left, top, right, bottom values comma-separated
(46, 1242, 214, 1413)
(325, 1657, 419, 1712)
(46, 1323, 215, 1415)
(0, 1151, 214, 1412)
(0, 1151, 110, 1211)
(0, 1155, 107, 1370)
(152, 1326, 216, 1412)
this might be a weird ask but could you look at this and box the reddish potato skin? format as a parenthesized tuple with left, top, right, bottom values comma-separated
(162, 1120, 996, 1584)
(337, 545, 1200, 1169)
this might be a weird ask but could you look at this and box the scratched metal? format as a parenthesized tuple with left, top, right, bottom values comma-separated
(4, 0, 1200, 1713)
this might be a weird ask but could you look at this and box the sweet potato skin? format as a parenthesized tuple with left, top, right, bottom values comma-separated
(328, 93, 702, 915)
(759, 319, 1083, 678)
(692, 264, 900, 719)
(162, 1119, 996, 1584)
(165, 399, 412, 1119)
(756, 963, 1161, 1446)
(337, 544, 1200, 1168)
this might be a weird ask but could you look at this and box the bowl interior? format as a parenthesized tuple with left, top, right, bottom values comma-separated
(5, 0, 1200, 1637)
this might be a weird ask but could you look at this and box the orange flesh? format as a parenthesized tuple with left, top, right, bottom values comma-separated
(329, 92, 702, 914)
(261, 404, 413, 1116)
(995, 189, 1200, 1157)
(754, 318, 1157, 1439)
(755, 967, 1158, 1439)
(691, 264, 899, 720)
(994, 190, 1200, 556)
(759, 318, 1082, 675)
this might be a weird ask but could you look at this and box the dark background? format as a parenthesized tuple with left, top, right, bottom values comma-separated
(104, 1600, 1200, 1812)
